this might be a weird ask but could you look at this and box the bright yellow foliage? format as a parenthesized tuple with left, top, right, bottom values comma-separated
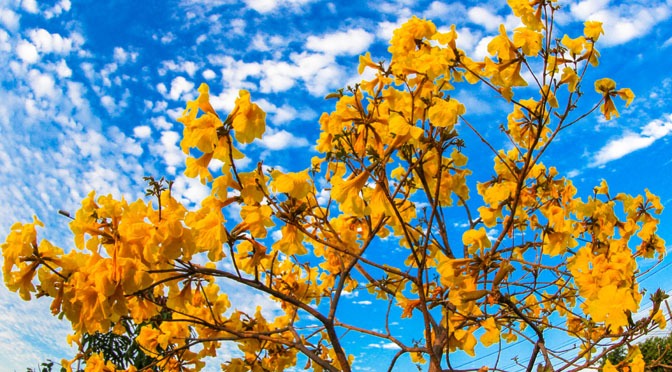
(1, 3, 662, 372)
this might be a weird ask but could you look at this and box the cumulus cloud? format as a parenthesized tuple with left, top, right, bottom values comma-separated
(44, 0, 72, 19)
(160, 60, 198, 77)
(376, 20, 404, 41)
(258, 129, 309, 150)
(0, 8, 20, 31)
(422, 1, 465, 20)
(113, 47, 138, 64)
(569, 1, 671, 46)
(16, 41, 39, 64)
(591, 114, 672, 166)
(202, 69, 216, 80)
(21, 0, 39, 13)
(243, 0, 315, 14)
(209, 52, 345, 97)
(133, 125, 152, 139)
(468, 6, 504, 31)
(0, 29, 10, 52)
(54, 59, 72, 78)
(28, 69, 58, 98)
(28, 28, 75, 55)
(306, 28, 374, 56)
(151, 130, 184, 174)
(168, 76, 195, 101)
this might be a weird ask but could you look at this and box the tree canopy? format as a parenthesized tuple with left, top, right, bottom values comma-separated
(3, 1, 668, 371)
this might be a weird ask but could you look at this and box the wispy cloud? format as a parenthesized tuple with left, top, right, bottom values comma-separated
(591, 114, 672, 167)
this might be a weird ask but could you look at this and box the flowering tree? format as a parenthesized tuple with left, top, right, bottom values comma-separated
(3, 1, 668, 371)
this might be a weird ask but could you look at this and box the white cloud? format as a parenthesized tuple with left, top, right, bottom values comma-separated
(161, 60, 198, 77)
(54, 59, 72, 78)
(570, 0, 611, 19)
(160, 32, 175, 44)
(453, 27, 480, 54)
(113, 46, 138, 64)
(230, 18, 246, 35)
(133, 125, 152, 139)
(663, 36, 672, 48)
(591, 114, 672, 166)
(259, 129, 309, 150)
(210, 55, 262, 91)
(21, 0, 39, 13)
(156, 82, 168, 95)
(152, 130, 184, 174)
(28, 29, 74, 55)
(209, 88, 240, 112)
(368, 342, 401, 349)
(172, 174, 209, 205)
(250, 33, 286, 54)
(209, 51, 345, 97)
(422, 1, 450, 19)
(16, 41, 39, 64)
(423, 2, 467, 20)
(376, 20, 403, 41)
(0, 29, 10, 52)
(289, 52, 343, 95)
(100, 95, 116, 114)
(0, 8, 20, 31)
(243, 0, 314, 14)
(569, 1, 671, 46)
(468, 7, 504, 31)
(169, 76, 195, 101)
(245, 0, 277, 13)
(472, 35, 494, 60)
(44, 0, 72, 19)
(202, 69, 216, 80)
(150, 115, 173, 130)
(306, 28, 374, 56)
(28, 70, 57, 98)
(353, 300, 372, 305)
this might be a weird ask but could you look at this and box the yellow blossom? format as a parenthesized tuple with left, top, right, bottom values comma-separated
(231, 90, 266, 144)
(584, 21, 604, 41)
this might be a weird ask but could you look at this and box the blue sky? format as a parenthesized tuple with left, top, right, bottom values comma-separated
(1, 0, 672, 370)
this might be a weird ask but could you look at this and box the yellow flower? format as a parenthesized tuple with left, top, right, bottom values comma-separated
(272, 225, 307, 256)
(559, 67, 579, 92)
(616, 88, 635, 107)
(388, 16, 436, 56)
(561, 34, 586, 55)
(271, 170, 312, 199)
(358, 51, 379, 75)
(331, 171, 370, 217)
(185, 152, 214, 184)
(508, 0, 543, 31)
(594, 78, 620, 120)
(240, 205, 275, 238)
(488, 25, 517, 60)
(513, 27, 542, 56)
(586, 284, 637, 330)
(594, 77, 616, 94)
(462, 228, 491, 255)
(83, 353, 117, 372)
(584, 21, 604, 41)
(428, 98, 465, 129)
(480, 317, 500, 347)
(231, 90, 266, 144)
(197, 83, 218, 116)
(185, 197, 228, 261)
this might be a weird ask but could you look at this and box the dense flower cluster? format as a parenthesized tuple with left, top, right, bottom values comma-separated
(2, 1, 665, 371)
